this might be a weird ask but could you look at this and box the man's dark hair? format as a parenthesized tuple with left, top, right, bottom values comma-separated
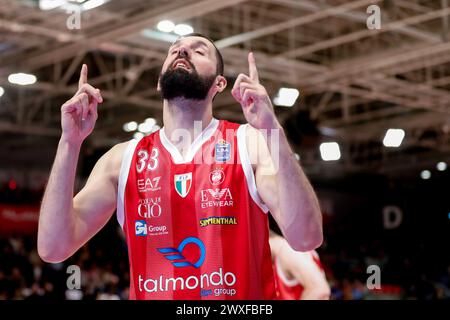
(175, 33, 224, 76)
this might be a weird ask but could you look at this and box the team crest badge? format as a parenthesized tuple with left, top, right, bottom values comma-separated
(209, 169, 225, 185)
(215, 139, 231, 162)
(174, 172, 192, 198)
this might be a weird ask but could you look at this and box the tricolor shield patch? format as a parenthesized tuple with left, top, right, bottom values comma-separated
(174, 172, 192, 198)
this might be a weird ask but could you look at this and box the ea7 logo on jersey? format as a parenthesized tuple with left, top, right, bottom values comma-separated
(137, 176, 161, 192)
(135, 220, 147, 236)
(200, 188, 233, 208)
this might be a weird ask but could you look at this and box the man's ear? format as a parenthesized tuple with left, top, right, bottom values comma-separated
(215, 75, 227, 93)
(157, 75, 161, 92)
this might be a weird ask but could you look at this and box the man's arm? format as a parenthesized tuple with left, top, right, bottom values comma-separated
(38, 64, 126, 263)
(38, 141, 126, 263)
(249, 125, 323, 251)
(232, 52, 322, 251)
(282, 248, 331, 300)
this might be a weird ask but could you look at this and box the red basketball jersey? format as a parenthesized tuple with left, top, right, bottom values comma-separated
(273, 250, 324, 300)
(117, 118, 276, 300)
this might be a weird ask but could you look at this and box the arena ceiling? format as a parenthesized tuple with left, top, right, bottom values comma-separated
(1, 0, 449, 179)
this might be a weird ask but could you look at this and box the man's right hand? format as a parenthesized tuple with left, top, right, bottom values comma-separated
(60, 64, 103, 145)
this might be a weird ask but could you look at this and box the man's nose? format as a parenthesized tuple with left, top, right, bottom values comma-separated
(178, 45, 189, 58)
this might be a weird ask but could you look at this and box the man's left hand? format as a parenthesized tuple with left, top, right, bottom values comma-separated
(231, 52, 280, 131)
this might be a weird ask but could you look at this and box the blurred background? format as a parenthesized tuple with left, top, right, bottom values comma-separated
(0, 0, 449, 300)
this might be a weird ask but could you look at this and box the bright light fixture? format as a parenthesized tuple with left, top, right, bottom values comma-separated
(0, 86, 4, 98)
(420, 170, 431, 180)
(273, 88, 300, 107)
(157, 20, 175, 33)
(144, 118, 156, 127)
(81, 0, 106, 10)
(383, 129, 405, 147)
(39, 0, 65, 10)
(320, 142, 341, 161)
(123, 121, 138, 132)
(39, 0, 108, 12)
(437, 162, 447, 171)
(8, 73, 37, 85)
(138, 122, 155, 133)
(174, 24, 194, 36)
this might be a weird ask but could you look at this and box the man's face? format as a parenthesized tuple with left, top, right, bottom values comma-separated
(158, 36, 220, 101)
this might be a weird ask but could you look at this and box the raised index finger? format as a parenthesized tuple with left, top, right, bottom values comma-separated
(248, 52, 259, 83)
(78, 64, 88, 90)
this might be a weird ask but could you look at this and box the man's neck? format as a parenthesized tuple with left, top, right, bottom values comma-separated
(162, 97, 214, 150)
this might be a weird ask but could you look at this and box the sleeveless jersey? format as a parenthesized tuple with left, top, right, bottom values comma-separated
(273, 250, 324, 300)
(116, 118, 276, 300)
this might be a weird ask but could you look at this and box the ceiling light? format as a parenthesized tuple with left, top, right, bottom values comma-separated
(157, 20, 175, 33)
(144, 118, 156, 127)
(437, 162, 447, 171)
(138, 122, 155, 133)
(39, 0, 66, 10)
(273, 87, 300, 107)
(123, 121, 138, 132)
(8, 73, 37, 85)
(383, 129, 405, 147)
(81, 0, 106, 10)
(174, 24, 194, 36)
(320, 142, 341, 161)
(420, 170, 431, 180)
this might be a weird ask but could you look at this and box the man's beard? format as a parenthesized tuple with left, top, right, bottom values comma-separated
(159, 66, 216, 101)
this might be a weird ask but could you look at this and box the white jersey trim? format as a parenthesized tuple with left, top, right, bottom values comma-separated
(237, 124, 269, 213)
(117, 138, 140, 229)
(275, 257, 300, 287)
(159, 117, 219, 164)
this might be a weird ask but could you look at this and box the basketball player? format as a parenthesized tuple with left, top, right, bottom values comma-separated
(270, 231, 330, 300)
(37, 33, 323, 299)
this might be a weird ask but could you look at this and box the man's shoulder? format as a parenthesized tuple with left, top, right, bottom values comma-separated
(109, 130, 160, 160)
(109, 140, 131, 159)
(102, 140, 132, 177)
